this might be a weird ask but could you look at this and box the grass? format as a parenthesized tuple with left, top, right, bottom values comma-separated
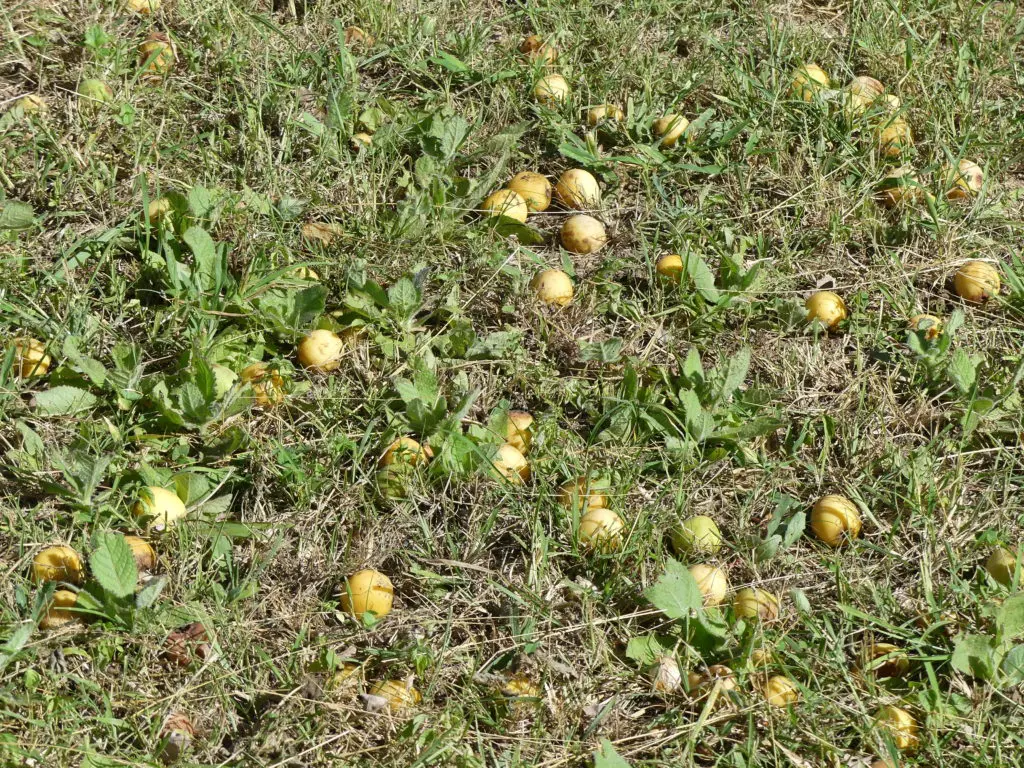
(2, 0, 1024, 765)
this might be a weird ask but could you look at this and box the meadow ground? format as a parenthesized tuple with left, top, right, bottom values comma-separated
(2, 0, 1024, 765)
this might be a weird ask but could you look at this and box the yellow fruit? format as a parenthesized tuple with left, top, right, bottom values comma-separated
(953, 260, 1000, 303)
(340, 569, 394, 617)
(481, 189, 529, 223)
(651, 656, 683, 693)
(560, 215, 607, 254)
(133, 486, 188, 533)
(125, 0, 160, 12)
(763, 675, 799, 707)
(370, 679, 421, 709)
(533, 74, 569, 106)
(655, 254, 684, 283)
(554, 169, 601, 210)
(876, 168, 922, 209)
(520, 35, 557, 64)
(297, 329, 344, 372)
(287, 266, 319, 281)
(733, 588, 780, 621)
(849, 76, 885, 100)
(530, 269, 574, 307)
(810, 494, 862, 547)
(670, 515, 723, 557)
(876, 93, 902, 112)
(146, 197, 173, 223)
(586, 104, 624, 126)
(240, 363, 286, 407)
(870, 759, 897, 768)
(749, 647, 773, 667)
(505, 410, 534, 455)
(138, 34, 175, 78)
(874, 705, 918, 751)
(908, 314, 943, 341)
(493, 443, 530, 483)
(507, 172, 552, 212)
(875, 115, 912, 158)
(653, 114, 690, 148)
(351, 132, 373, 149)
(325, 663, 363, 692)
(790, 63, 830, 101)
(556, 476, 608, 512)
(15, 95, 48, 115)
(578, 508, 625, 552)
(11, 337, 51, 378)
(986, 547, 1016, 586)
(690, 564, 728, 606)
(344, 26, 375, 47)
(946, 159, 983, 200)
(862, 642, 910, 678)
(125, 536, 157, 571)
(31, 546, 85, 585)
(805, 290, 847, 330)
(687, 665, 737, 698)
(378, 437, 433, 468)
(39, 589, 79, 630)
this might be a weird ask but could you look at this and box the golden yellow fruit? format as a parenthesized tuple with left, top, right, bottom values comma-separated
(556, 476, 608, 512)
(138, 34, 175, 78)
(670, 515, 723, 557)
(124, 536, 157, 571)
(849, 76, 885, 100)
(690, 564, 728, 606)
(686, 665, 737, 699)
(287, 265, 319, 281)
(507, 172, 552, 212)
(530, 269, 574, 307)
(862, 642, 910, 678)
(953, 260, 1000, 303)
(340, 568, 394, 617)
(133, 486, 188, 533)
(763, 675, 799, 707)
(805, 290, 847, 330)
(560, 214, 607, 254)
(370, 679, 421, 709)
(520, 35, 557, 64)
(908, 314, 943, 341)
(378, 437, 433, 468)
(733, 588, 780, 621)
(874, 705, 918, 751)
(749, 646, 773, 667)
(297, 329, 344, 372)
(986, 547, 1016, 586)
(554, 169, 601, 210)
(790, 63, 830, 101)
(125, 0, 160, 12)
(578, 508, 625, 552)
(876, 168, 922, 209)
(39, 589, 79, 631)
(586, 104, 624, 126)
(240, 363, 286, 407)
(351, 132, 373, 150)
(655, 254, 684, 283)
(946, 159, 983, 200)
(31, 546, 85, 585)
(875, 115, 912, 158)
(11, 337, 51, 378)
(146, 197, 173, 223)
(325, 663, 364, 692)
(533, 74, 569, 106)
(505, 410, 534, 455)
(653, 113, 690, 148)
(481, 189, 529, 223)
(493, 443, 530, 483)
(810, 494, 862, 547)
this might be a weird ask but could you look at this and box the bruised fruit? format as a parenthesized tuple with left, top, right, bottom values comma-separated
(578, 508, 625, 552)
(651, 655, 682, 693)
(297, 329, 344, 372)
(133, 486, 188, 533)
(560, 215, 606, 254)
(240, 363, 286, 407)
(946, 159, 983, 200)
(953, 260, 1000, 303)
(908, 314, 943, 341)
(162, 623, 213, 667)
(31, 546, 85, 585)
(670, 515, 723, 558)
(10, 337, 51, 378)
(874, 705, 919, 751)
(507, 172, 552, 212)
(690, 564, 728, 606)
(481, 189, 529, 223)
(370, 679, 421, 710)
(138, 33, 175, 78)
(861, 642, 910, 678)
(554, 169, 601, 210)
(344, 26, 375, 46)
(351, 132, 373, 149)
(557, 476, 608, 512)
(125, 536, 157, 571)
(125, 0, 160, 12)
(875, 115, 912, 158)
(340, 569, 394, 618)
(158, 712, 195, 764)
(805, 290, 847, 330)
(530, 269, 574, 306)
(810, 494, 862, 547)
(876, 168, 922, 209)
(790, 63, 830, 101)
(520, 35, 557, 63)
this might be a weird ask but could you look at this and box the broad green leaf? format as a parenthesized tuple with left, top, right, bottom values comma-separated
(996, 593, 1024, 639)
(32, 386, 98, 416)
(782, 511, 807, 548)
(999, 644, 1024, 686)
(62, 337, 107, 386)
(0, 201, 35, 230)
(681, 347, 704, 384)
(593, 739, 631, 768)
(755, 534, 781, 562)
(645, 558, 702, 620)
(388, 277, 420, 321)
(951, 633, 997, 681)
(182, 226, 220, 292)
(187, 186, 215, 218)
(947, 349, 976, 395)
(625, 633, 667, 666)
(90, 533, 138, 599)
(684, 252, 720, 303)
(135, 575, 168, 609)
(719, 346, 750, 402)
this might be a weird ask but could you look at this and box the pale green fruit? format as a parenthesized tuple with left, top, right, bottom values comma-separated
(670, 515, 723, 557)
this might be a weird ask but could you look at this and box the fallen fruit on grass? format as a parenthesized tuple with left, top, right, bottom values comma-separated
(655, 253, 684, 282)
(147, 197, 173, 223)
(493, 443, 530, 483)
(869, 759, 897, 768)
(670, 515, 723, 558)
(653, 114, 690, 147)
(520, 35, 557, 63)
(945, 159, 983, 200)
(733, 588, 780, 621)
(505, 410, 534, 454)
(507, 172, 552, 212)
(163, 623, 213, 667)
(344, 26, 375, 46)
(350, 132, 373, 149)
(586, 104, 624, 126)
(379, 437, 433, 468)
(15, 95, 48, 115)
(651, 655, 683, 693)
(749, 646, 773, 667)
(530, 269, 574, 306)
(31, 546, 85, 585)
(340, 569, 394, 618)
(297, 329, 344, 372)
(78, 79, 114, 110)
(240, 363, 286, 407)
(805, 290, 847, 330)
(554, 169, 601, 210)
(876, 168, 922, 208)
(369, 679, 421, 710)
(578, 508, 625, 552)
(138, 33, 175, 78)
(533, 74, 569, 106)
(557, 476, 608, 512)
(133, 486, 188, 533)
(763, 675, 799, 707)
(849, 76, 885, 100)
(953, 260, 1000, 303)
(908, 314, 943, 341)
(158, 712, 195, 764)
(39, 589, 79, 630)
(874, 705, 919, 751)
(125, 535, 157, 571)
(560, 214, 607, 254)
(875, 115, 912, 158)
(861, 642, 910, 678)
(690, 564, 728, 606)
(790, 63, 830, 101)
(810, 494, 862, 547)
(125, 0, 160, 13)
(11, 337, 51, 378)
(986, 547, 1016, 586)
(325, 663, 363, 693)
(481, 189, 529, 223)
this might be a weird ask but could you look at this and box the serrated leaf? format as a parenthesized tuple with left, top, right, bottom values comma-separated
(644, 558, 702, 619)
(135, 575, 168, 609)
(951, 633, 997, 680)
(90, 533, 138, 599)
(947, 349, 977, 395)
(996, 593, 1024, 639)
(782, 511, 807, 548)
(32, 386, 98, 416)
(593, 739, 631, 768)
(625, 633, 666, 666)
(0, 200, 35, 230)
